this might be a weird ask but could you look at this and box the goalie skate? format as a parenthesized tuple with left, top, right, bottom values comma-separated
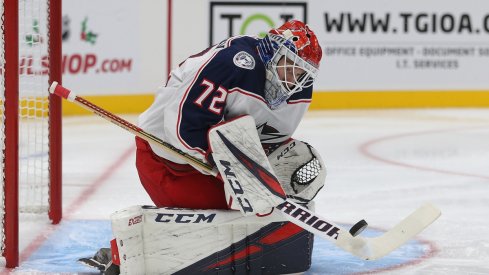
(78, 248, 120, 275)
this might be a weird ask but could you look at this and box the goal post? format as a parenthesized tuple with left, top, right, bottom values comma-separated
(48, 0, 62, 225)
(2, 0, 20, 269)
(1, 0, 62, 268)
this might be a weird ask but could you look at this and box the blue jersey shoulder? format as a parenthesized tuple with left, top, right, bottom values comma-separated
(205, 36, 266, 97)
(178, 36, 266, 152)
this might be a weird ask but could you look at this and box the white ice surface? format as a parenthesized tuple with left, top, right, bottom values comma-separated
(5, 109, 489, 274)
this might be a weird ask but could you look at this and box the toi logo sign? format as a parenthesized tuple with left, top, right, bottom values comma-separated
(209, 1, 307, 46)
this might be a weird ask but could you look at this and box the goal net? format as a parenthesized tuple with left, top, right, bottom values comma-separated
(0, 0, 61, 268)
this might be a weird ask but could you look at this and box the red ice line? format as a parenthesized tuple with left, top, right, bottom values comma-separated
(359, 125, 489, 180)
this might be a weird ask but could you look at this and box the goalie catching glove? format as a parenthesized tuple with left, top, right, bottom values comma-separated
(267, 138, 326, 204)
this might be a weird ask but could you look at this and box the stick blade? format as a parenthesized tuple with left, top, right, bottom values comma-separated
(366, 203, 441, 260)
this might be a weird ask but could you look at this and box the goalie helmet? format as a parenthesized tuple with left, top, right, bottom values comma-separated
(257, 20, 322, 109)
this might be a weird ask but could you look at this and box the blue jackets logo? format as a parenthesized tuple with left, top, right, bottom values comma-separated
(233, 51, 255, 70)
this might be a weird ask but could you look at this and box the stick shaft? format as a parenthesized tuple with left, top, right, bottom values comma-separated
(49, 82, 217, 175)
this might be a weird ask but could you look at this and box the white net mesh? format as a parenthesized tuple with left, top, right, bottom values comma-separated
(18, 0, 51, 213)
(0, 0, 57, 266)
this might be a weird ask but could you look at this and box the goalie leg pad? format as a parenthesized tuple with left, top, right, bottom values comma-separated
(110, 206, 146, 275)
(208, 115, 286, 216)
(111, 205, 314, 274)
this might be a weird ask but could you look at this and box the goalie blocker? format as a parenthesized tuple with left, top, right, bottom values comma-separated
(208, 115, 326, 215)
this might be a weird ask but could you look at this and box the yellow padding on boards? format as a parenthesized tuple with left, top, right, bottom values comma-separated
(19, 98, 50, 117)
(58, 91, 489, 115)
(62, 94, 155, 115)
(309, 91, 489, 109)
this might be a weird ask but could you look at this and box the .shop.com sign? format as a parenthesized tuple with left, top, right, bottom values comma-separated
(209, 1, 307, 46)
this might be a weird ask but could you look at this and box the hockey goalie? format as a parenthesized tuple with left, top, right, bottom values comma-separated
(80, 20, 327, 274)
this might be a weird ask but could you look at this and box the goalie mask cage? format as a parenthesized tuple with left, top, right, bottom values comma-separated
(1, 0, 62, 268)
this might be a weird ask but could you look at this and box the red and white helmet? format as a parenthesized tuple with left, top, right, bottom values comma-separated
(257, 20, 322, 109)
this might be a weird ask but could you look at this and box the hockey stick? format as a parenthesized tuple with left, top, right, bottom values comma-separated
(49, 82, 441, 260)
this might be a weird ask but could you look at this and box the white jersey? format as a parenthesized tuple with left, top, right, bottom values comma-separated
(138, 36, 312, 171)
